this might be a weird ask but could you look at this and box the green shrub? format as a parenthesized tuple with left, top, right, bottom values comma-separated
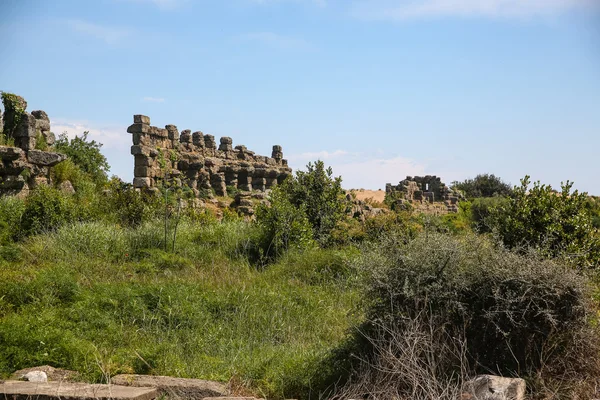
(279, 160, 348, 246)
(101, 178, 160, 227)
(255, 186, 314, 260)
(0, 196, 25, 243)
(54, 132, 110, 185)
(20, 185, 75, 237)
(51, 159, 84, 187)
(489, 176, 600, 268)
(469, 196, 509, 232)
(326, 232, 599, 398)
(452, 173, 512, 199)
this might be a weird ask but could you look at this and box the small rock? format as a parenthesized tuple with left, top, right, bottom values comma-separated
(464, 375, 525, 400)
(59, 180, 75, 194)
(22, 371, 47, 382)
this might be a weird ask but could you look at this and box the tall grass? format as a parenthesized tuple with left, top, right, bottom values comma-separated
(0, 218, 362, 399)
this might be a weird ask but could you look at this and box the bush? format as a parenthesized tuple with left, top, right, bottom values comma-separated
(468, 196, 509, 232)
(323, 232, 599, 399)
(490, 176, 600, 268)
(452, 173, 512, 199)
(0, 196, 25, 244)
(255, 186, 314, 260)
(101, 177, 160, 227)
(54, 132, 110, 185)
(19, 185, 76, 237)
(279, 160, 348, 246)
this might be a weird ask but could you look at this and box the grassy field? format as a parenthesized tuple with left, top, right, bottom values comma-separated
(0, 219, 362, 399)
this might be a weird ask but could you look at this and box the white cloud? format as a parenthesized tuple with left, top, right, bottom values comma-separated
(351, 0, 598, 20)
(67, 20, 131, 44)
(287, 149, 350, 161)
(51, 118, 132, 181)
(142, 96, 165, 103)
(236, 32, 314, 50)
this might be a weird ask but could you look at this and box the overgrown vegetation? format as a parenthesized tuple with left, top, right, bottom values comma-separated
(1, 132, 599, 399)
(54, 132, 110, 186)
(452, 173, 512, 199)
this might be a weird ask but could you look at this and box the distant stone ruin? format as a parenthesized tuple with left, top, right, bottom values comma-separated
(386, 175, 462, 212)
(128, 115, 292, 198)
(0, 94, 66, 197)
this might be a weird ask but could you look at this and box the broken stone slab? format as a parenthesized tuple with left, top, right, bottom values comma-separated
(0, 381, 158, 400)
(0, 146, 25, 160)
(27, 150, 67, 167)
(110, 374, 228, 399)
(11, 365, 79, 382)
(463, 375, 525, 400)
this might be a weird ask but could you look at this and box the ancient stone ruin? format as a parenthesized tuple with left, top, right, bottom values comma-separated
(0, 94, 66, 197)
(128, 115, 292, 200)
(386, 175, 462, 212)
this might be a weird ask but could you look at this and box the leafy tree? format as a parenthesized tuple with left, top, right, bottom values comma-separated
(452, 173, 512, 199)
(281, 160, 347, 246)
(490, 176, 599, 268)
(54, 132, 110, 185)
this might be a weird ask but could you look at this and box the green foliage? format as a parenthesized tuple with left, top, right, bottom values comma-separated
(468, 196, 510, 232)
(101, 177, 160, 227)
(0, 196, 25, 244)
(20, 185, 75, 237)
(255, 186, 314, 259)
(331, 232, 598, 392)
(34, 130, 48, 151)
(452, 173, 512, 199)
(585, 196, 600, 229)
(279, 160, 348, 246)
(54, 132, 110, 185)
(490, 176, 600, 268)
(0, 132, 15, 146)
(1, 92, 26, 138)
(50, 158, 87, 188)
(0, 220, 361, 399)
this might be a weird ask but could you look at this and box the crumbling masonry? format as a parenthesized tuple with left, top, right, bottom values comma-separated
(128, 115, 292, 197)
(386, 175, 462, 212)
(0, 95, 66, 197)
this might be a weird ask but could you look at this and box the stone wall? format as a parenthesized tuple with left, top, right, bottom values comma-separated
(128, 115, 292, 197)
(386, 175, 462, 212)
(0, 95, 66, 197)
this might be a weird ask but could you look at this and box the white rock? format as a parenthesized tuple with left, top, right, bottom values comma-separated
(22, 371, 48, 382)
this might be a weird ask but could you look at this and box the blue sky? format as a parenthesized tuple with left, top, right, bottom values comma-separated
(1, 0, 599, 193)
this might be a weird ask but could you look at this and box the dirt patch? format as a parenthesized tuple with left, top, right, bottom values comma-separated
(350, 189, 386, 204)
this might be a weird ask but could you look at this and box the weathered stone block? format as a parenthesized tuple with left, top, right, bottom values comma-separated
(166, 125, 179, 141)
(44, 131, 56, 146)
(27, 150, 67, 167)
(204, 134, 216, 149)
(127, 123, 150, 134)
(133, 177, 151, 188)
(0, 146, 25, 160)
(189, 131, 202, 146)
(134, 115, 150, 125)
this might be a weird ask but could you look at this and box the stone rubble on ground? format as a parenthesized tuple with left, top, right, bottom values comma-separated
(462, 374, 526, 400)
(110, 374, 229, 399)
